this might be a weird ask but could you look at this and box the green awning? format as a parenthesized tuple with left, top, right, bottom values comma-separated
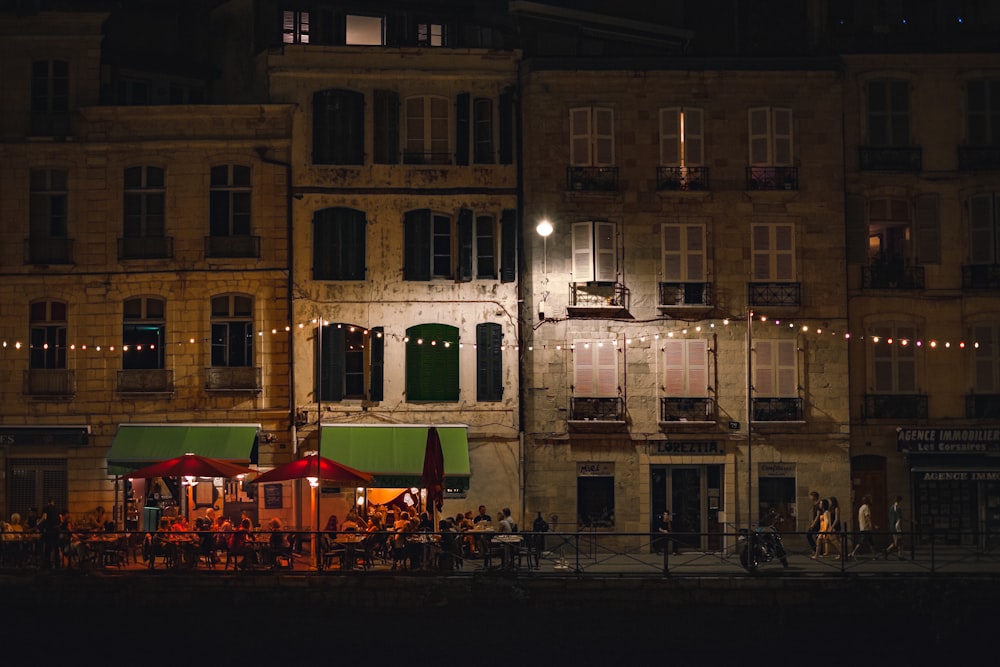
(107, 423, 260, 476)
(321, 424, 470, 491)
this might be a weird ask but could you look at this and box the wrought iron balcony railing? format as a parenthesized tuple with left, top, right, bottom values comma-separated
(569, 281, 630, 314)
(205, 235, 260, 258)
(862, 263, 925, 289)
(958, 146, 1000, 171)
(748, 282, 801, 307)
(966, 394, 1000, 419)
(118, 236, 173, 260)
(660, 397, 715, 422)
(752, 397, 803, 422)
(746, 166, 798, 190)
(23, 369, 75, 397)
(204, 366, 261, 392)
(117, 369, 174, 394)
(570, 396, 625, 421)
(859, 146, 922, 171)
(962, 264, 1000, 290)
(26, 237, 73, 265)
(658, 282, 712, 308)
(864, 394, 928, 420)
(656, 166, 709, 191)
(566, 166, 619, 192)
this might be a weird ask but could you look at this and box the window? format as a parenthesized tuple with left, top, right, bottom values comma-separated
(748, 107, 793, 165)
(663, 339, 709, 397)
(868, 198, 910, 265)
(404, 209, 451, 280)
(473, 98, 494, 164)
(570, 107, 614, 166)
(346, 14, 384, 45)
(209, 164, 251, 237)
(871, 323, 917, 393)
(967, 80, 1000, 146)
(661, 223, 706, 283)
(867, 79, 910, 146)
(313, 89, 364, 165)
(974, 323, 1000, 394)
(29, 300, 67, 370)
(475, 215, 496, 279)
(404, 95, 450, 164)
(969, 194, 1000, 264)
(573, 339, 618, 397)
(753, 339, 797, 397)
(751, 223, 795, 281)
(417, 22, 446, 46)
(210, 295, 253, 368)
(123, 166, 165, 240)
(373, 89, 400, 164)
(476, 323, 503, 401)
(659, 107, 704, 166)
(316, 324, 384, 402)
(405, 323, 459, 402)
(577, 467, 614, 528)
(283, 10, 310, 44)
(313, 207, 366, 280)
(30, 169, 68, 240)
(30, 59, 68, 134)
(123, 297, 165, 370)
(572, 221, 617, 283)
(455, 210, 498, 281)
(116, 78, 150, 105)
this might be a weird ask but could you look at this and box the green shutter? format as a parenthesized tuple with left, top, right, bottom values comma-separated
(406, 323, 459, 401)
(315, 325, 344, 402)
(340, 207, 366, 280)
(369, 326, 384, 401)
(500, 208, 517, 283)
(457, 208, 473, 282)
(404, 209, 431, 280)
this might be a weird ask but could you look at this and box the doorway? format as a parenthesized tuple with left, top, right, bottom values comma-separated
(650, 464, 723, 552)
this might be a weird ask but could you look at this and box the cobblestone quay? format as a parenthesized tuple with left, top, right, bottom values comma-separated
(3, 571, 993, 659)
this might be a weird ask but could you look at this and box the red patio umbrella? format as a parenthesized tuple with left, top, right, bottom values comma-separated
(118, 453, 255, 480)
(421, 426, 445, 516)
(248, 454, 373, 485)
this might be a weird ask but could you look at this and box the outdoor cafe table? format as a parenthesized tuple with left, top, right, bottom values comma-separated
(488, 534, 524, 570)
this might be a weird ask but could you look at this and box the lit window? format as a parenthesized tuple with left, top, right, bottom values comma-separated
(346, 14, 384, 45)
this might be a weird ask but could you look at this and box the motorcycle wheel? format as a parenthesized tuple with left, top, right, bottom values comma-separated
(739, 543, 759, 572)
(775, 542, 788, 567)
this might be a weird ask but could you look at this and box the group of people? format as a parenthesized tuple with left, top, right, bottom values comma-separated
(807, 491, 906, 560)
(144, 508, 292, 570)
(3, 500, 115, 568)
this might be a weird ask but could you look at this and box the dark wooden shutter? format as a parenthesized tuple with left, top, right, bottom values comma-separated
(316, 325, 344, 401)
(455, 92, 470, 166)
(915, 194, 940, 264)
(404, 209, 431, 280)
(500, 208, 517, 283)
(341, 208, 366, 280)
(476, 322, 503, 401)
(312, 90, 364, 165)
(457, 208, 473, 282)
(845, 194, 867, 264)
(313, 208, 333, 279)
(406, 324, 459, 401)
(499, 87, 514, 165)
(374, 89, 400, 164)
(369, 327, 384, 401)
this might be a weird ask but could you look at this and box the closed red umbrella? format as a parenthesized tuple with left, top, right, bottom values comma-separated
(119, 453, 255, 480)
(249, 454, 373, 485)
(422, 426, 445, 515)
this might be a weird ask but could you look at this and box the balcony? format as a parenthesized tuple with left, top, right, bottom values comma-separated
(859, 146, 922, 171)
(25, 237, 73, 265)
(746, 166, 798, 191)
(658, 282, 713, 314)
(204, 366, 261, 392)
(28, 112, 70, 137)
(118, 236, 173, 260)
(117, 369, 174, 394)
(864, 394, 928, 420)
(569, 397, 626, 432)
(23, 370, 75, 397)
(962, 264, 1000, 290)
(568, 281, 630, 318)
(660, 397, 715, 423)
(958, 146, 1000, 171)
(205, 235, 260, 259)
(566, 166, 619, 192)
(656, 166, 709, 191)
(748, 282, 801, 307)
(402, 151, 452, 165)
(966, 394, 1000, 419)
(863, 262, 925, 290)
(752, 397, 803, 422)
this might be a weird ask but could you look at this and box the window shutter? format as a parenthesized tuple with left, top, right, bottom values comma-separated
(661, 224, 682, 281)
(872, 326, 893, 392)
(456, 207, 473, 282)
(455, 92, 470, 166)
(685, 107, 704, 166)
(688, 339, 708, 397)
(896, 325, 917, 392)
(967, 81, 988, 145)
(686, 224, 706, 281)
(774, 224, 795, 280)
(404, 209, 431, 280)
(406, 324, 459, 401)
(659, 107, 680, 165)
(500, 208, 517, 283)
(969, 195, 995, 264)
(845, 195, 868, 264)
(595, 341, 618, 396)
(974, 325, 995, 393)
(772, 108, 793, 166)
(754, 340, 775, 396)
(594, 221, 617, 282)
(313, 209, 333, 279)
(476, 322, 503, 401)
(573, 341, 595, 396)
(748, 107, 771, 164)
(498, 87, 514, 164)
(752, 225, 772, 280)
(914, 194, 940, 264)
(776, 340, 797, 397)
(570, 107, 592, 166)
(369, 327, 384, 401)
(312, 90, 333, 164)
(316, 325, 344, 402)
(593, 108, 615, 166)
(663, 340, 685, 395)
(374, 89, 400, 164)
(341, 208, 366, 280)
(572, 222, 595, 282)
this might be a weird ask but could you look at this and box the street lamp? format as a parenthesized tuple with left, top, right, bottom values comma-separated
(536, 219, 553, 319)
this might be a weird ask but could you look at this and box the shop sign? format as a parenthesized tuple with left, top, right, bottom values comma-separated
(759, 463, 795, 477)
(578, 462, 614, 477)
(918, 471, 1000, 482)
(897, 428, 1000, 454)
(0, 426, 89, 446)
(651, 441, 723, 455)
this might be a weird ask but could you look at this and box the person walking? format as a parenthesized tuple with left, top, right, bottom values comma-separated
(805, 491, 821, 554)
(885, 495, 905, 560)
(849, 494, 877, 559)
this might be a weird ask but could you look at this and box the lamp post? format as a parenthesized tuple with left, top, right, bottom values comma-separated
(314, 319, 324, 569)
(536, 219, 553, 319)
(747, 309, 754, 532)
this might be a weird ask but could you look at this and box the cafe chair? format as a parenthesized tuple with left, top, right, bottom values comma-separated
(101, 536, 129, 569)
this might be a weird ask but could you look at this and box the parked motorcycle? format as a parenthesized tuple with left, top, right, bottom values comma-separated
(738, 509, 789, 572)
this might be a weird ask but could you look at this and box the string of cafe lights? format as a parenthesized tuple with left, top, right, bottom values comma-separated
(0, 313, 988, 355)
